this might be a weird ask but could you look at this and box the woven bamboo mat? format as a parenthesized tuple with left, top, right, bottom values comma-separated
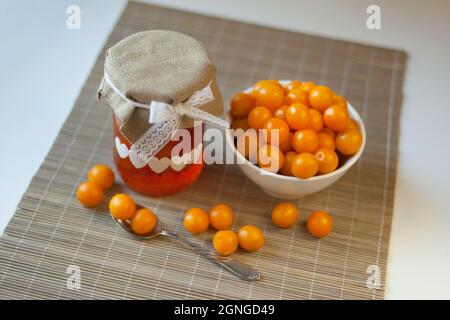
(0, 1, 406, 300)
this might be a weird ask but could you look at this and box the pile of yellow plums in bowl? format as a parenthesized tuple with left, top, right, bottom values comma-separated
(225, 79, 366, 199)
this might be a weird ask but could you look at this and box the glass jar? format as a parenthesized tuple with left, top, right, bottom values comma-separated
(113, 114, 204, 197)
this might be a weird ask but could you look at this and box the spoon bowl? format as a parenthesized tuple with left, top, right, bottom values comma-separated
(114, 213, 163, 239)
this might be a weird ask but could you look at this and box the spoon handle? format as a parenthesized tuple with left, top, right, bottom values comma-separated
(162, 230, 261, 281)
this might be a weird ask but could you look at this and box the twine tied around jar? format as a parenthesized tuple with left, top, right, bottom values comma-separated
(104, 71, 229, 162)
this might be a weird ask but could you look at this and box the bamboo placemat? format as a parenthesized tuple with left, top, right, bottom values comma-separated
(0, 1, 406, 300)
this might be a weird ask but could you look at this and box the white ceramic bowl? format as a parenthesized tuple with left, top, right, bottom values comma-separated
(225, 80, 366, 199)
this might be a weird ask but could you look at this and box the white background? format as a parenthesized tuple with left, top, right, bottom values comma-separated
(1, 0, 449, 299)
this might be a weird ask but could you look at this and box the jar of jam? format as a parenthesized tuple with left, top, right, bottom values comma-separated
(98, 30, 224, 197)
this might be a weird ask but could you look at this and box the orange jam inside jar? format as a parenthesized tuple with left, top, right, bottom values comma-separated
(113, 115, 204, 197)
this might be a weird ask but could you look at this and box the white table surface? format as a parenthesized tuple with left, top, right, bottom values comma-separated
(1, 0, 449, 300)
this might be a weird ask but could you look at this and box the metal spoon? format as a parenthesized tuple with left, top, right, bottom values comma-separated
(112, 212, 262, 281)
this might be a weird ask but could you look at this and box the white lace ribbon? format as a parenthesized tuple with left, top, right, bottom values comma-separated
(104, 72, 229, 162)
